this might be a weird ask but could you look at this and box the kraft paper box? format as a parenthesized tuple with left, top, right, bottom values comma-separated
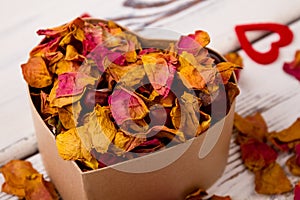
(26, 19, 237, 199)
(30, 95, 235, 200)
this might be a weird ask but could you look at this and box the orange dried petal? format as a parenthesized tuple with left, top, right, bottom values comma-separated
(216, 62, 242, 84)
(0, 160, 57, 199)
(286, 155, 300, 176)
(21, 56, 52, 88)
(234, 112, 268, 143)
(268, 118, 300, 151)
(24, 173, 58, 200)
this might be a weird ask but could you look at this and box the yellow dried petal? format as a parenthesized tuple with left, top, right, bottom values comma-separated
(58, 101, 81, 129)
(254, 163, 292, 194)
(56, 128, 93, 161)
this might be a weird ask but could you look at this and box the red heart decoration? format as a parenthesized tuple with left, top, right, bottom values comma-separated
(235, 23, 294, 65)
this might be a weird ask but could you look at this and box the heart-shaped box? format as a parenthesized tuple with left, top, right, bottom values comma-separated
(28, 18, 237, 200)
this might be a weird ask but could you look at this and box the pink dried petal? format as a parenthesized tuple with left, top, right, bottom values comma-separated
(108, 88, 149, 125)
(56, 72, 96, 98)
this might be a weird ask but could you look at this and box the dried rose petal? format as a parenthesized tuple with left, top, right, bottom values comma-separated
(21, 56, 52, 88)
(178, 51, 216, 90)
(285, 155, 300, 176)
(216, 62, 242, 84)
(109, 88, 149, 125)
(83, 22, 103, 55)
(254, 163, 292, 195)
(224, 52, 244, 80)
(240, 139, 278, 171)
(37, 17, 84, 40)
(177, 30, 210, 55)
(234, 112, 268, 144)
(24, 174, 58, 200)
(30, 37, 61, 57)
(56, 127, 97, 168)
(0, 160, 58, 199)
(268, 118, 300, 151)
(285, 143, 300, 176)
(142, 53, 176, 97)
(56, 72, 96, 98)
(188, 30, 210, 48)
(283, 50, 300, 81)
(76, 105, 117, 154)
(295, 181, 300, 200)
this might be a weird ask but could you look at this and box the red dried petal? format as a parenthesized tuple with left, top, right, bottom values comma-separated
(283, 50, 300, 81)
(240, 139, 278, 171)
(295, 181, 300, 200)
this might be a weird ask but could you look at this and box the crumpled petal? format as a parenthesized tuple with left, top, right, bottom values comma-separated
(65, 45, 85, 62)
(268, 118, 300, 151)
(58, 101, 81, 129)
(240, 139, 278, 172)
(142, 53, 176, 97)
(285, 143, 300, 176)
(24, 174, 58, 200)
(283, 50, 300, 81)
(55, 128, 96, 166)
(104, 57, 142, 83)
(50, 59, 80, 75)
(177, 30, 210, 55)
(113, 130, 146, 152)
(21, 56, 52, 88)
(224, 52, 244, 80)
(30, 37, 61, 57)
(225, 82, 240, 106)
(56, 72, 96, 98)
(0, 160, 58, 199)
(40, 91, 58, 117)
(178, 52, 216, 90)
(0, 160, 38, 197)
(188, 30, 210, 48)
(37, 17, 85, 40)
(254, 163, 292, 194)
(77, 105, 117, 154)
(171, 92, 210, 138)
(109, 88, 149, 125)
(83, 22, 103, 56)
(48, 80, 85, 108)
(234, 112, 268, 144)
(216, 62, 242, 84)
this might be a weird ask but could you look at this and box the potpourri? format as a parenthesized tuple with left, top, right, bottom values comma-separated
(21, 17, 241, 170)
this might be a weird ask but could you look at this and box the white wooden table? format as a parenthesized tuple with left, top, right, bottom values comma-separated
(1, 0, 300, 199)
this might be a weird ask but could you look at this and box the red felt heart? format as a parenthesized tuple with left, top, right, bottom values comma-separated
(235, 23, 294, 65)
